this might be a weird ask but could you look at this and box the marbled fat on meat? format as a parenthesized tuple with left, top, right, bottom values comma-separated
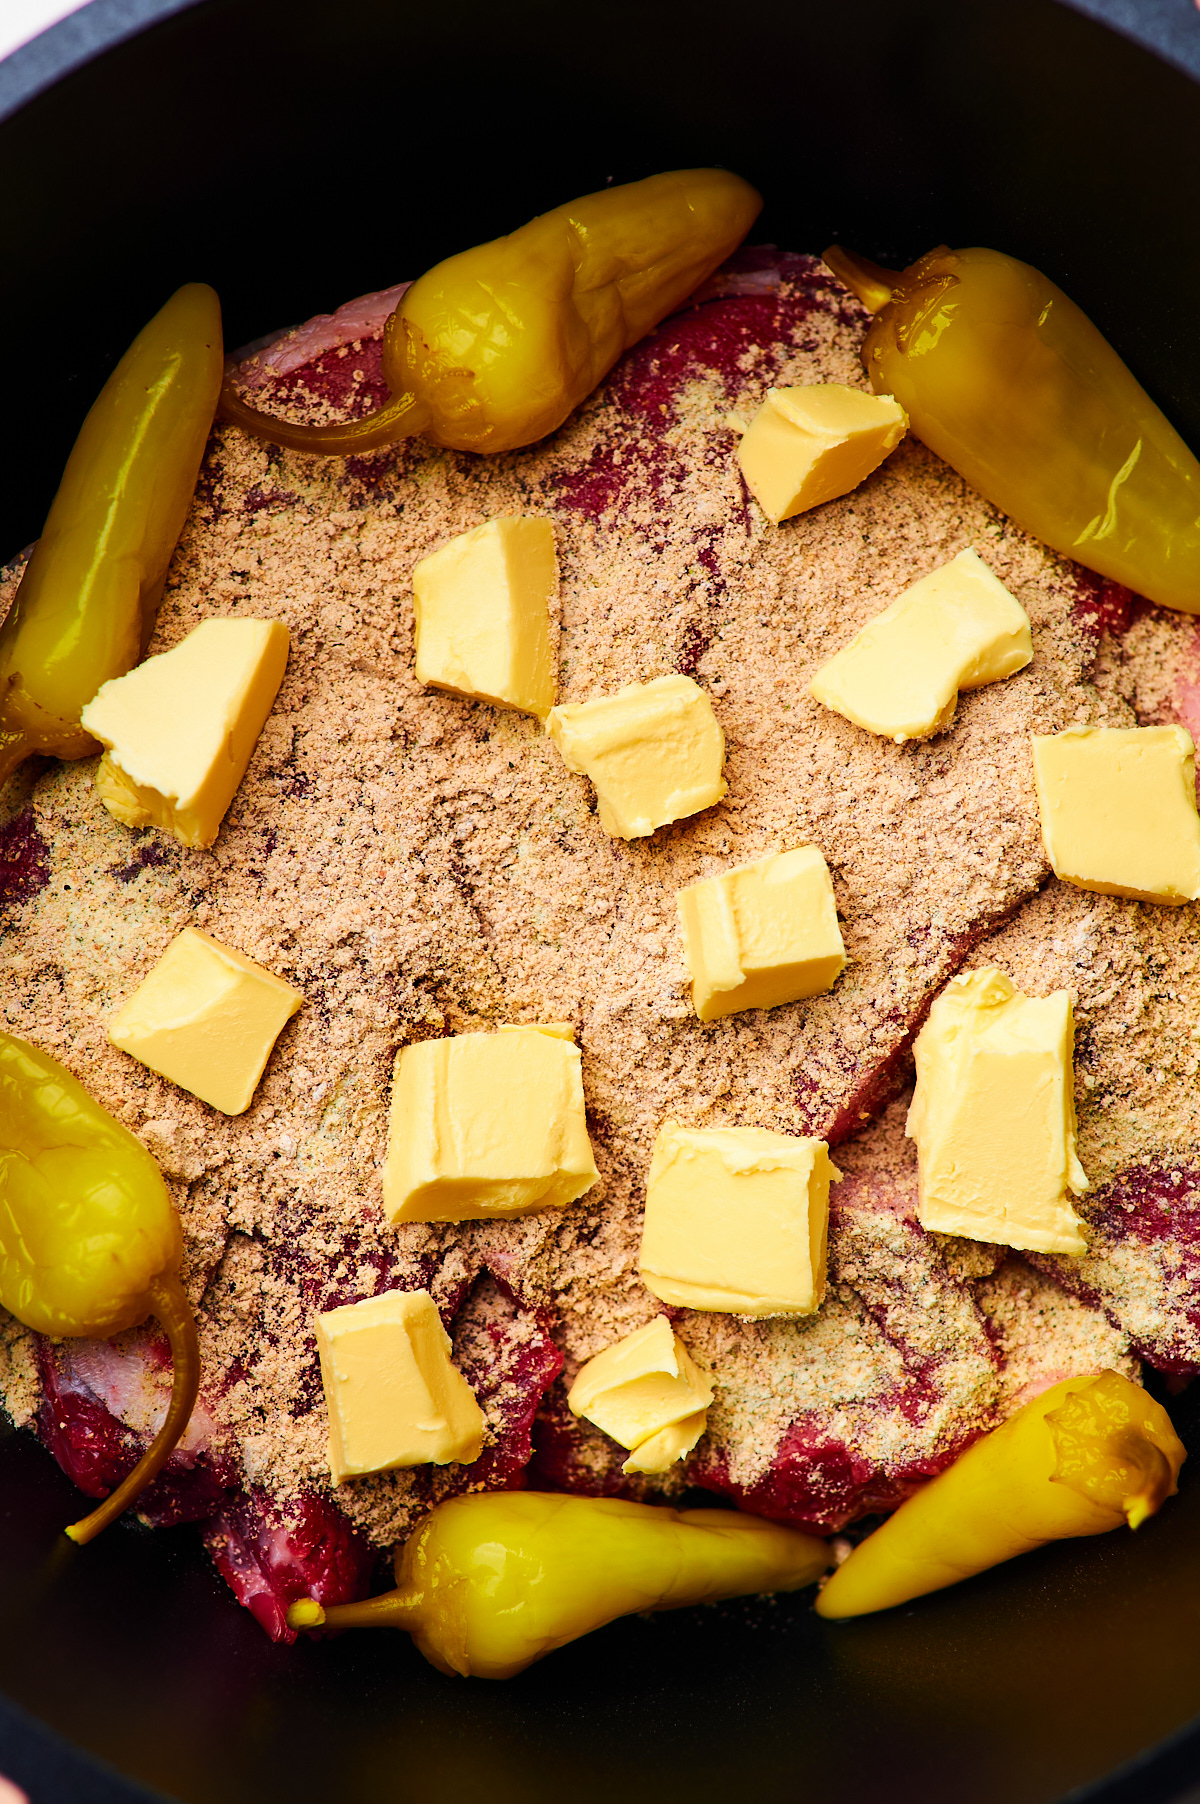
(1, 253, 1197, 1631)
(35, 1333, 233, 1527)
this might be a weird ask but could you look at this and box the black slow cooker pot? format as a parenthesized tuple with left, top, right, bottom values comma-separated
(3, 2, 1200, 1799)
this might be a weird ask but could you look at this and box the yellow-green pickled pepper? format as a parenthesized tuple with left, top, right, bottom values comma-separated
(221, 169, 762, 458)
(824, 244, 1200, 615)
(0, 283, 223, 786)
(288, 1490, 829, 1678)
(816, 1372, 1185, 1620)
(0, 1031, 200, 1545)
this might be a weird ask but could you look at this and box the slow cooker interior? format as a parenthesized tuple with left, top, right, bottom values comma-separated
(2, 1, 1200, 1799)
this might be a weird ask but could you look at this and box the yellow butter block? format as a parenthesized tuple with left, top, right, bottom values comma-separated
(316, 1287, 484, 1482)
(676, 846, 845, 1022)
(108, 926, 303, 1115)
(567, 1316, 713, 1474)
(1032, 725, 1200, 904)
(640, 1121, 840, 1317)
(546, 673, 725, 839)
(413, 515, 558, 718)
(809, 550, 1032, 742)
(736, 383, 907, 524)
(907, 967, 1089, 1256)
(621, 1410, 709, 1476)
(82, 618, 289, 849)
(383, 1025, 599, 1224)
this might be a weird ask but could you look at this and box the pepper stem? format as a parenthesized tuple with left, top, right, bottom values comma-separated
(287, 1586, 423, 1633)
(65, 1272, 201, 1545)
(217, 381, 430, 456)
(822, 246, 903, 315)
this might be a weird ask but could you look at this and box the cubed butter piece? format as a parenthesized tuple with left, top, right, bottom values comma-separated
(1032, 725, 1200, 904)
(907, 967, 1089, 1256)
(736, 383, 907, 524)
(640, 1122, 840, 1316)
(81, 617, 289, 849)
(676, 846, 845, 1021)
(809, 550, 1033, 742)
(383, 1025, 599, 1223)
(108, 926, 303, 1115)
(621, 1410, 709, 1475)
(316, 1287, 484, 1482)
(413, 515, 558, 718)
(546, 673, 725, 839)
(567, 1316, 713, 1475)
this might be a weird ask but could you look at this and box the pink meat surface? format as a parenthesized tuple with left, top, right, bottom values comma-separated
(233, 281, 411, 388)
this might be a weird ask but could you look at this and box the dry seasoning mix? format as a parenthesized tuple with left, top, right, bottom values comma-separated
(1, 255, 1199, 1559)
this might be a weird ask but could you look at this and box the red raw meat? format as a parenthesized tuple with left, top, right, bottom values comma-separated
(693, 1399, 958, 1531)
(202, 1489, 376, 1644)
(1030, 1163, 1200, 1377)
(35, 1333, 235, 1528)
(0, 807, 50, 912)
(451, 1273, 564, 1491)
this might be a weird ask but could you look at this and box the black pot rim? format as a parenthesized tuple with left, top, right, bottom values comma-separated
(4, 0, 1200, 128)
(0, 0, 208, 123)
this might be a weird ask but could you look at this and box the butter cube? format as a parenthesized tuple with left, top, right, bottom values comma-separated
(82, 618, 289, 849)
(640, 1122, 840, 1317)
(736, 383, 907, 524)
(546, 674, 725, 839)
(413, 516, 558, 718)
(383, 1025, 599, 1223)
(108, 926, 303, 1115)
(809, 550, 1033, 742)
(316, 1287, 484, 1482)
(567, 1316, 714, 1475)
(907, 967, 1089, 1256)
(622, 1411, 710, 1475)
(1032, 725, 1200, 904)
(676, 846, 845, 1021)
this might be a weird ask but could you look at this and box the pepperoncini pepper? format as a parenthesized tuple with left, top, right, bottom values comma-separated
(0, 1031, 200, 1545)
(0, 283, 223, 787)
(220, 169, 761, 459)
(816, 1371, 1185, 1620)
(823, 243, 1200, 615)
(287, 1491, 829, 1678)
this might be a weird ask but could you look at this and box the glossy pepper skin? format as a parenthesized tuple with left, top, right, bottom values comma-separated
(220, 169, 761, 458)
(824, 244, 1200, 615)
(288, 1491, 829, 1678)
(0, 1032, 200, 1544)
(816, 1371, 1185, 1620)
(0, 283, 223, 787)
